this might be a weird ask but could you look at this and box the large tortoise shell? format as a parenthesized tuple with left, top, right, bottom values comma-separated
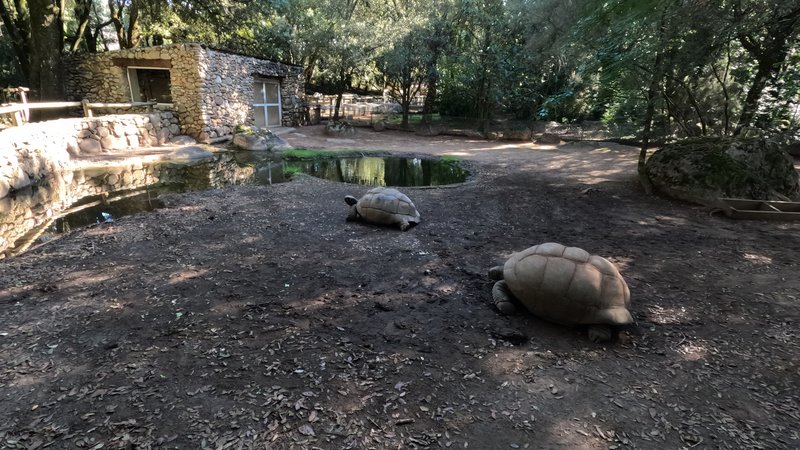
(503, 243, 632, 326)
(356, 187, 421, 226)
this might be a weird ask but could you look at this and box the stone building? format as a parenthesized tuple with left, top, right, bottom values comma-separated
(65, 43, 305, 142)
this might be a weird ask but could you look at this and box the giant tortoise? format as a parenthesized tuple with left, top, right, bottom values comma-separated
(344, 187, 421, 231)
(488, 242, 633, 342)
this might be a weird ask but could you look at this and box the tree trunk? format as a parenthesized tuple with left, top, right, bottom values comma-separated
(333, 92, 343, 121)
(734, 6, 800, 133)
(476, 73, 491, 133)
(28, 0, 64, 107)
(126, 0, 140, 48)
(639, 11, 669, 195)
(734, 60, 774, 134)
(711, 48, 732, 135)
(421, 48, 441, 122)
(70, 0, 91, 52)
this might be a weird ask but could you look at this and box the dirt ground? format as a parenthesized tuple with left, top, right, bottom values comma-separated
(1, 125, 799, 449)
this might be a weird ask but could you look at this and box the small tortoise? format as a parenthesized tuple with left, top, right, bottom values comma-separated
(488, 242, 632, 342)
(344, 187, 421, 231)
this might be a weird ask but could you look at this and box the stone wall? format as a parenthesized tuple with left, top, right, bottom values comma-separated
(65, 43, 306, 142)
(0, 113, 179, 198)
(65, 44, 203, 138)
(0, 152, 258, 258)
(197, 47, 306, 140)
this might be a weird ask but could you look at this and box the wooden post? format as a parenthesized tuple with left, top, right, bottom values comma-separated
(81, 99, 93, 118)
(12, 110, 23, 127)
(17, 87, 30, 123)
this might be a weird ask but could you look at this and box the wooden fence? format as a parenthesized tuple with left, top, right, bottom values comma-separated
(0, 87, 157, 127)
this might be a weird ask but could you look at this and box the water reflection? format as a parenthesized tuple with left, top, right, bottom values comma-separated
(0, 153, 467, 258)
(0, 151, 280, 258)
(296, 157, 467, 186)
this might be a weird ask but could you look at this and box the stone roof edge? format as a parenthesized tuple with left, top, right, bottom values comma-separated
(85, 42, 303, 69)
(193, 43, 303, 69)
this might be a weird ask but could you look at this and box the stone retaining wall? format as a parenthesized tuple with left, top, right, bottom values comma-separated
(65, 43, 306, 142)
(0, 113, 179, 198)
(0, 153, 257, 258)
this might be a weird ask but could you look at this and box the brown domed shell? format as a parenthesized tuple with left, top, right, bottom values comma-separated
(356, 187, 421, 226)
(503, 243, 632, 326)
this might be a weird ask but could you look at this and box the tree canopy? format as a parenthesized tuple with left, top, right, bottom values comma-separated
(2, 0, 800, 141)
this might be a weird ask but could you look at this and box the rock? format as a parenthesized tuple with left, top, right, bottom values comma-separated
(530, 121, 548, 133)
(415, 123, 442, 137)
(0, 178, 9, 198)
(324, 121, 356, 136)
(157, 129, 169, 145)
(501, 128, 532, 141)
(165, 146, 215, 161)
(79, 138, 103, 154)
(645, 137, 800, 204)
(266, 134, 292, 151)
(446, 129, 485, 139)
(171, 135, 197, 145)
(233, 133, 268, 151)
(491, 328, 528, 346)
(66, 141, 81, 157)
(127, 134, 140, 148)
(535, 133, 562, 144)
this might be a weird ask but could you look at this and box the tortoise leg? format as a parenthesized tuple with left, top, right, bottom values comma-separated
(488, 266, 504, 280)
(588, 325, 612, 343)
(399, 220, 411, 231)
(346, 205, 359, 222)
(492, 280, 518, 315)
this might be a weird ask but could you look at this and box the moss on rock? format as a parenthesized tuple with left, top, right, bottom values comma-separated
(645, 137, 800, 204)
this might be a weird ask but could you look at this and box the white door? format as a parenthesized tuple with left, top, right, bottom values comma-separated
(253, 80, 282, 128)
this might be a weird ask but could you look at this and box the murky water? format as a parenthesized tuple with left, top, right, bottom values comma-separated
(0, 152, 468, 258)
(293, 156, 467, 186)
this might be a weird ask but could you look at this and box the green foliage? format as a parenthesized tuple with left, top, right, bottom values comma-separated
(0, 32, 23, 87)
(282, 164, 303, 176)
(234, 124, 255, 135)
(3, 0, 799, 140)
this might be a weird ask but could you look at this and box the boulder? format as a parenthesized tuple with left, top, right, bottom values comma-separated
(415, 123, 442, 137)
(164, 146, 215, 162)
(233, 130, 291, 151)
(233, 133, 268, 151)
(324, 121, 356, 137)
(535, 133, 562, 145)
(171, 135, 197, 145)
(266, 134, 292, 151)
(78, 138, 103, 155)
(644, 137, 800, 204)
(501, 128, 532, 141)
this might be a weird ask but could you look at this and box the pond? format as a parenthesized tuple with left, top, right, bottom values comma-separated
(0, 151, 468, 258)
(289, 156, 467, 186)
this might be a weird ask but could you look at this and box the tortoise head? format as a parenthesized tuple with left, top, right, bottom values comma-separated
(344, 195, 358, 206)
(488, 266, 504, 281)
